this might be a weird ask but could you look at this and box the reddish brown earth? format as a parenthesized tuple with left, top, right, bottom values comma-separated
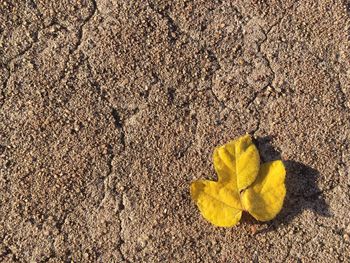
(1, 0, 350, 262)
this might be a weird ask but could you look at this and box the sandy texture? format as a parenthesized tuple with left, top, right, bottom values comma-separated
(1, 0, 350, 262)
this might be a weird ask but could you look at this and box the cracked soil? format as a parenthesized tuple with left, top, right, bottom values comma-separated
(1, 0, 350, 262)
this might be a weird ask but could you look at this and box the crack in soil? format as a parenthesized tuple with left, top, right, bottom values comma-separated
(117, 193, 129, 262)
(1, 21, 68, 108)
(246, 1, 300, 107)
(111, 108, 126, 151)
(57, 0, 97, 86)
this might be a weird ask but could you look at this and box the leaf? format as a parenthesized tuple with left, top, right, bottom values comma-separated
(241, 160, 286, 221)
(190, 134, 259, 227)
(190, 135, 286, 227)
(190, 180, 242, 227)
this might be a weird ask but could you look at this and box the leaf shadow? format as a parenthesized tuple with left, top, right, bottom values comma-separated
(241, 135, 330, 232)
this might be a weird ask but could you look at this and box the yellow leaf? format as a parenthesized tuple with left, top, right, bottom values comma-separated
(241, 160, 286, 221)
(190, 180, 242, 227)
(190, 134, 259, 227)
(190, 135, 286, 227)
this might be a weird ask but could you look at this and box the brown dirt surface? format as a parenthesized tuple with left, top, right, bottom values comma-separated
(1, 0, 350, 262)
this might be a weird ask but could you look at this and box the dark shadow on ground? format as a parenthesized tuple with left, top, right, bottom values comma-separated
(241, 136, 330, 232)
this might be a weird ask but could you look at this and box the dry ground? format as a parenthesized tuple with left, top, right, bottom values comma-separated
(1, 0, 350, 262)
